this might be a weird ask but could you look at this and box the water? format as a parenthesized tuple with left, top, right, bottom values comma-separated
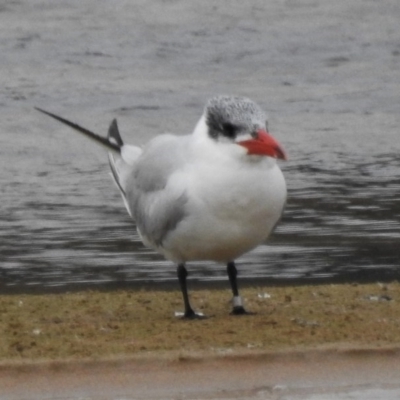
(287, 387, 400, 400)
(1, 0, 400, 292)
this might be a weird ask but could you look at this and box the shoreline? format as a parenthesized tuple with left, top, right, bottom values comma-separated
(1, 343, 400, 369)
(1, 346, 400, 399)
(1, 282, 400, 398)
(1, 272, 399, 295)
(1, 282, 400, 361)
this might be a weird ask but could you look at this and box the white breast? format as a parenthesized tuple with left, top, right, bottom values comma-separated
(160, 142, 287, 263)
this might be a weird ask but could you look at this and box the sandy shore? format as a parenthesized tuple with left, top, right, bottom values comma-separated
(1, 283, 400, 399)
(2, 283, 400, 360)
(1, 347, 400, 399)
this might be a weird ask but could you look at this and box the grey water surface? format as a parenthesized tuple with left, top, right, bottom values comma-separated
(1, 0, 400, 292)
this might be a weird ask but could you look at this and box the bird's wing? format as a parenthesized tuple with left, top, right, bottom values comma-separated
(107, 119, 142, 217)
(35, 107, 120, 153)
(125, 134, 190, 247)
(34, 106, 190, 248)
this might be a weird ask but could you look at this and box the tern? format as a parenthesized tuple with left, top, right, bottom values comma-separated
(36, 95, 287, 318)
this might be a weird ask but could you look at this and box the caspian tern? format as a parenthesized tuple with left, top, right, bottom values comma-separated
(36, 95, 287, 318)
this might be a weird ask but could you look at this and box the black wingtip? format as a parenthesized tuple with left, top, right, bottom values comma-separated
(108, 118, 124, 147)
(35, 107, 121, 154)
(35, 106, 56, 118)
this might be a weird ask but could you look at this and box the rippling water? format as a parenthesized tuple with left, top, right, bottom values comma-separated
(1, 0, 399, 292)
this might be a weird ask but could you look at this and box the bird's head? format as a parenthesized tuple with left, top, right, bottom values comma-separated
(204, 95, 287, 160)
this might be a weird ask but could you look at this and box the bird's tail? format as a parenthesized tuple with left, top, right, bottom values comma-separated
(107, 120, 141, 217)
(35, 107, 142, 217)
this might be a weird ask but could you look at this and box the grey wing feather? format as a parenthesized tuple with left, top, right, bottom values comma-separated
(107, 119, 141, 217)
(109, 153, 133, 217)
(35, 107, 120, 153)
(125, 134, 190, 246)
(36, 107, 190, 248)
(134, 191, 188, 246)
(107, 119, 126, 197)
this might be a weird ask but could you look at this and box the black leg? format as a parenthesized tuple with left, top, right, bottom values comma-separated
(227, 261, 239, 296)
(177, 264, 198, 319)
(227, 261, 251, 315)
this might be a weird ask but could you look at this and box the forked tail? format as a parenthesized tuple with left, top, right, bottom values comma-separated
(35, 107, 139, 217)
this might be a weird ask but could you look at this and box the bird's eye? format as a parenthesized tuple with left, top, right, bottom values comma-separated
(221, 122, 237, 139)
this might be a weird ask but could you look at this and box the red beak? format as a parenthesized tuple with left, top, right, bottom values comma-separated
(237, 129, 287, 160)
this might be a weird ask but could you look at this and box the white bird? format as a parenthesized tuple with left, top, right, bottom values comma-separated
(36, 95, 287, 318)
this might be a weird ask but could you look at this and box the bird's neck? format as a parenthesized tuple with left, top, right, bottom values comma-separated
(192, 114, 208, 139)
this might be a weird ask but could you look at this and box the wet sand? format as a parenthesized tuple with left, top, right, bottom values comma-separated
(1, 348, 400, 399)
(2, 283, 400, 360)
(1, 283, 400, 399)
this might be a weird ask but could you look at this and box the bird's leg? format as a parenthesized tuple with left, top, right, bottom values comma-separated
(227, 261, 251, 315)
(177, 264, 203, 319)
